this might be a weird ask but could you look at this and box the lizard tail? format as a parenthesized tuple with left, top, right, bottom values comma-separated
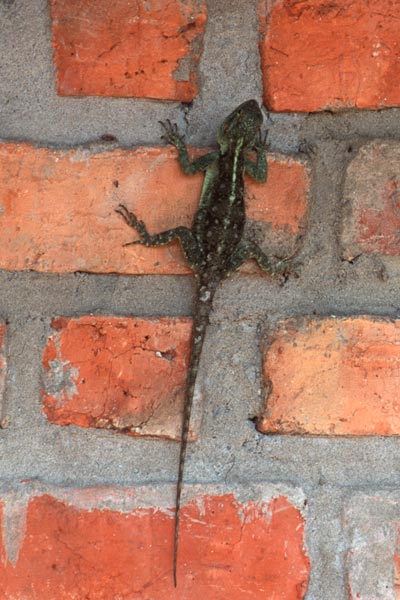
(173, 284, 215, 587)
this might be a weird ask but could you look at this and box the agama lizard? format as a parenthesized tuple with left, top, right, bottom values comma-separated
(116, 99, 288, 586)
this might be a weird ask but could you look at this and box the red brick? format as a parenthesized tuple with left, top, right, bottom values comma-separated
(42, 316, 196, 439)
(0, 486, 310, 599)
(259, 0, 400, 112)
(0, 143, 308, 274)
(342, 142, 400, 258)
(50, 0, 207, 101)
(258, 316, 400, 436)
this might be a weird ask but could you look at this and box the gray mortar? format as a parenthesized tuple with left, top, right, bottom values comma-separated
(2, 0, 400, 598)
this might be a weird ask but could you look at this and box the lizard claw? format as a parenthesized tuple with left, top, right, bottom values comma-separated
(115, 204, 128, 220)
(253, 130, 269, 153)
(122, 240, 143, 247)
(272, 251, 302, 282)
(116, 204, 150, 245)
(159, 119, 184, 147)
(115, 204, 135, 226)
(117, 206, 144, 246)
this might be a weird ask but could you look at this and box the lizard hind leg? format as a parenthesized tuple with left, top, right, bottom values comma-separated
(116, 204, 203, 271)
(226, 239, 289, 277)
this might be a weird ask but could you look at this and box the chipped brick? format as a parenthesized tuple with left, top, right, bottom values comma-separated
(50, 0, 207, 101)
(0, 485, 310, 598)
(42, 316, 196, 440)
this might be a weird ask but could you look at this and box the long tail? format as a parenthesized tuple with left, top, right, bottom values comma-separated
(173, 284, 215, 586)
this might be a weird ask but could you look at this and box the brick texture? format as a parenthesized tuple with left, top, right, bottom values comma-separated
(342, 141, 400, 258)
(0, 486, 309, 599)
(42, 316, 197, 439)
(0, 143, 308, 274)
(346, 493, 400, 600)
(259, 0, 400, 112)
(258, 316, 400, 436)
(50, 0, 207, 101)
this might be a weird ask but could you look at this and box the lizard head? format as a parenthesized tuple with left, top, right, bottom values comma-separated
(217, 99, 263, 151)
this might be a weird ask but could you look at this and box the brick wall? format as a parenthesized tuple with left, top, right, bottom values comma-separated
(1, 1, 400, 598)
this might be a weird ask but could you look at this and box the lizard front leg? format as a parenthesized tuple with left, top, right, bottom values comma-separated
(160, 120, 219, 175)
(244, 130, 268, 183)
(116, 204, 203, 271)
(226, 239, 289, 277)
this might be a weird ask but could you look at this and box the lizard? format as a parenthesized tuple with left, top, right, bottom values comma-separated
(116, 99, 289, 586)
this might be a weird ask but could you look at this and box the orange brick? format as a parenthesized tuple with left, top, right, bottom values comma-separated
(42, 316, 196, 440)
(259, 0, 400, 112)
(0, 143, 308, 274)
(342, 142, 400, 257)
(0, 487, 310, 598)
(258, 317, 400, 436)
(50, 0, 207, 101)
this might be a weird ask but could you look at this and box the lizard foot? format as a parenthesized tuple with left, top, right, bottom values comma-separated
(159, 119, 184, 147)
(115, 204, 144, 229)
(253, 129, 269, 153)
(115, 204, 149, 244)
(273, 251, 303, 283)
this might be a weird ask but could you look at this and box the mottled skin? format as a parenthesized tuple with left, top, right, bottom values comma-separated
(116, 100, 287, 586)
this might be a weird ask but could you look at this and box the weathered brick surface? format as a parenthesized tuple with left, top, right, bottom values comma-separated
(50, 0, 207, 101)
(42, 316, 197, 440)
(0, 143, 308, 274)
(258, 316, 400, 436)
(259, 0, 400, 112)
(346, 493, 400, 600)
(0, 485, 309, 599)
(342, 142, 400, 258)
